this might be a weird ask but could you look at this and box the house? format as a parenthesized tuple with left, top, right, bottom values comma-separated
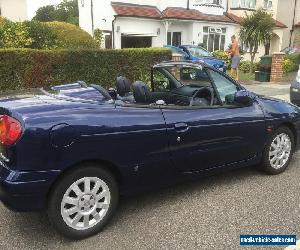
(79, 0, 238, 51)
(79, 0, 297, 57)
(226, 0, 300, 57)
(0, 0, 29, 21)
(293, 0, 300, 46)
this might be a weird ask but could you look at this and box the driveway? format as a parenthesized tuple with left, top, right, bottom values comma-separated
(246, 82, 291, 102)
(0, 82, 299, 250)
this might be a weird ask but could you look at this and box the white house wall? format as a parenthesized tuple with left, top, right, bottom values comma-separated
(0, 0, 28, 21)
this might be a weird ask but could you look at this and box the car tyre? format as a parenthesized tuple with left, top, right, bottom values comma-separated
(261, 127, 294, 175)
(47, 165, 119, 239)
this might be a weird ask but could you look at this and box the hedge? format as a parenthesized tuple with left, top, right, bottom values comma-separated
(0, 48, 171, 91)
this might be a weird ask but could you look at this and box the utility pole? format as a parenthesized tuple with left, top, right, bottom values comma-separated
(91, 0, 94, 36)
(289, 0, 297, 47)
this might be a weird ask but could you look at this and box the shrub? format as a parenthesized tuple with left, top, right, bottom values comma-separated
(46, 21, 98, 49)
(212, 50, 231, 65)
(94, 28, 103, 48)
(239, 60, 259, 73)
(0, 48, 171, 91)
(23, 21, 57, 49)
(283, 58, 298, 73)
(285, 52, 300, 66)
(0, 21, 33, 48)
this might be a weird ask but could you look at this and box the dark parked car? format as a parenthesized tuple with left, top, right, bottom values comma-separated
(164, 45, 227, 72)
(0, 61, 300, 239)
(290, 66, 300, 106)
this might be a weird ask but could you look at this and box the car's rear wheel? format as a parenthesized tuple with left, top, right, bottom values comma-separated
(47, 165, 118, 239)
(261, 127, 294, 175)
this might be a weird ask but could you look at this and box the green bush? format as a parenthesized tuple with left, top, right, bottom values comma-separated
(212, 50, 231, 65)
(0, 21, 33, 48)
(285, 53, 300, 67)
(0, 20, 97, 50)
(46, 21, 98, 49)
(239, 60, 259, 73)
(0, 48, 171, 91)
(283, 58, 298, 73)
(23, 21, 57, 49)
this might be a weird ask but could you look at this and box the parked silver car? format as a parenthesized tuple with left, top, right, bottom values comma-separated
(290, 66, 300, 106)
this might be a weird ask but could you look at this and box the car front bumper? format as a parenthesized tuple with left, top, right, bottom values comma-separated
(290, 81, 300, 106)
(0, 163, 61, 211)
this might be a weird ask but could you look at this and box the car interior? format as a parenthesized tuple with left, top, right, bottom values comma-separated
(112, 65, 240, 108)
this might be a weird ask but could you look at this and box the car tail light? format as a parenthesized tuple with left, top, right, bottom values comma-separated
(0, 115, 22, 146)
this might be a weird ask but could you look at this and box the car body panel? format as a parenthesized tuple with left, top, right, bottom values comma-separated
(161, 103, 266, 173)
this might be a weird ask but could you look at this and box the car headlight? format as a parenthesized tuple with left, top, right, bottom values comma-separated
(291, 88, 299, 93)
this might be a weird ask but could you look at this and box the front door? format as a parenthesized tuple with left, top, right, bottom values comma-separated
(161, 68, 266, 173)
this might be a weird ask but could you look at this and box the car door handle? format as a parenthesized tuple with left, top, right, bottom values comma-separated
(174, 123, 189, 132)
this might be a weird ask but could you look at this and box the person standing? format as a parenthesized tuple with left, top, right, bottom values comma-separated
(228, 35, 241, 81)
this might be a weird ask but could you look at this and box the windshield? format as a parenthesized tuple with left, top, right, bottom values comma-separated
(187, 47, 212, 57)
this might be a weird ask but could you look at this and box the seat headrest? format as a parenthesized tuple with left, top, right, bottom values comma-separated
(116, 76, 131, 97)
(132, 81, 152, 103)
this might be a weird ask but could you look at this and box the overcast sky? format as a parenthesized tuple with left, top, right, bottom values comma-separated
(27, 0, 63, 19)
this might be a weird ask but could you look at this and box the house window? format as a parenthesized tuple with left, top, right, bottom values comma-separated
(232, 0, 256, 9)
(194, 0, 223, 5)
(167, 32, 182, 46)
(202, 26, 226, 52)
(263, 0, 273, 10)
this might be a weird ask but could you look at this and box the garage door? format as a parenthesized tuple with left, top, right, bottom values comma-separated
(121, 36, 152, 48)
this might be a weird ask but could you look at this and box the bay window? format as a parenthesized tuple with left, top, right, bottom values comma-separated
(202, 26, 226, 52)
(263, 0, 273, 10)
(193, 0, 223, 5)
(232, 0, 256, 9)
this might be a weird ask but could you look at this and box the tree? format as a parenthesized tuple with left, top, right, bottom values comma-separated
(33, 5, 56, 22)
(33, 0, 79, 26)
(239, 9, 275, 73)
(94, 28, 104, 47)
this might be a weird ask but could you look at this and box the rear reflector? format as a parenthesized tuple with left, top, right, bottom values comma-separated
(0, 115, 22, 146)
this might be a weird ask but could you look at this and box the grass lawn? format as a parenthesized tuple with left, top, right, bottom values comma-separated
(226, 70, 255, 81)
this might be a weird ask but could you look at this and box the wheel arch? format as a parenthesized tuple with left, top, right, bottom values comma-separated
(46, 159, 123, 201)
(276, 122, 298, 148)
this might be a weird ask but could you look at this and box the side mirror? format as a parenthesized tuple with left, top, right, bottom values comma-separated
(234, 90, 256, 106)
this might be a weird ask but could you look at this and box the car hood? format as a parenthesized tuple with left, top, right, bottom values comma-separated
(257, 95, 300, 115)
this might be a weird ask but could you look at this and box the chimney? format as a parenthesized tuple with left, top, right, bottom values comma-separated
(187, 0, 190, 10)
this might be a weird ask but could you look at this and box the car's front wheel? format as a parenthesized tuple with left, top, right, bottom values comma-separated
(261, 127, 294, 175)
(47, 165, 119, 239)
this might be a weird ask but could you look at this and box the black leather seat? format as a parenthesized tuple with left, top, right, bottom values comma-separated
(132, 81, 152, 104)
(116, 76, 134, 102)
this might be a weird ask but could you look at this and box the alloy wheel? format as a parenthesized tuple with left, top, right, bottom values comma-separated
(61, 177, 111, 231)
(269, 133, 292, 170)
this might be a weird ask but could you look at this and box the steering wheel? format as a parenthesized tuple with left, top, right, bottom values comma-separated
(189, 87, 215, 107)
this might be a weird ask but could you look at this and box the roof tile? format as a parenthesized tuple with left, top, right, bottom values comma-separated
(225, 12, 287, 28)
(112, 2, 161, 19)
(162, 7, 235, 23)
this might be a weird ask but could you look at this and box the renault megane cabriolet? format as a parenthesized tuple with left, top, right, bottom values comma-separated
(0, 61, 299, 239)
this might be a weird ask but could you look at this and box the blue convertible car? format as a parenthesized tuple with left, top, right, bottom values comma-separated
(0, 61, 299, 239)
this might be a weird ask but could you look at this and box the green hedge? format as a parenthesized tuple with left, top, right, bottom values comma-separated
(0, 48, 171, 91)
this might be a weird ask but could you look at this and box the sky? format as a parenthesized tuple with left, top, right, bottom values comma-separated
(27, 0, 63, 19)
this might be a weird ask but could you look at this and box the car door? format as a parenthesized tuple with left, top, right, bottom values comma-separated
(110, 105, 173, 187)
(161, 68, 267, 173)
